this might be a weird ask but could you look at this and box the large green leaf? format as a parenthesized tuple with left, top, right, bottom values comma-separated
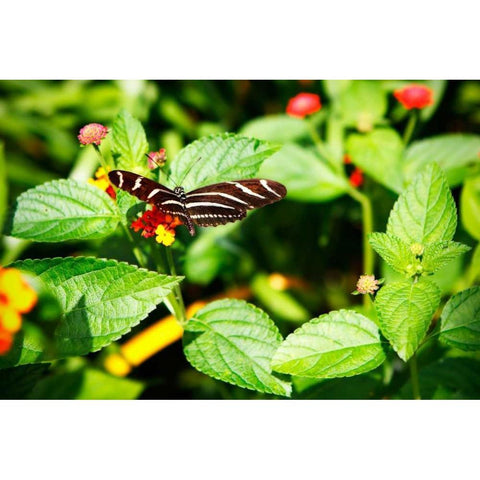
(271, 310, 386, 378)
(0, 142, 6, 232)
(422, 241, 471, 274)
(387, 163, 457, 245)
(168, 133, 281, 191)
(346, 128, 404, 193)
(5, 179, 120, 242)
(239, 114, 310, 143)
(461, 174, 480, 240)
(183, 299, 291, 397)
(338, 81, 387, 131)
(29, 367, 145, 399)
(0, 257, 180, 368)
(111, 109, 149, 173)
(369, 232, 416, 275)
(439, 286, 480, 350)
(375, 279, 441, 361)
(259, 143, 349, 202)
(403, 134, 480, 186)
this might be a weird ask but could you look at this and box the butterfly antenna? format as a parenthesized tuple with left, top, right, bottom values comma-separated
(177, 157, 202, 187)
(145, 153, 175, 184)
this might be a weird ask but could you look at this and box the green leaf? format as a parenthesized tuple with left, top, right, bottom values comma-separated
(111, 109, 149, 173)
(0, 364, 50, 399)
(293, 371, 383, 399)
(399, 357, 480, 400)
(461, 174, 480, 240)
(29, 367, 145, 399)
(259, 143, 349, 202)
(346, 128, 404, 193)
(183, 298, 291, 397)
(239, 114, 310, 143)
(5, 179, 120, 242)
(251, 273, 310, 323)
(168, 133, 281, 191)
(422, 241, 471, 274)
(184, 223, 241, 285)
(387, 163, 457, 245)
(403, 134, 480, 187)
(0, 257, 180, 368)
(0, 142, 7, 232)
(271, 310, 386, 378)
(439, 286, 480, 350)
(369, 232, 416, 275)
(338, 81, 387, 131)
(375, 278, 441, 361)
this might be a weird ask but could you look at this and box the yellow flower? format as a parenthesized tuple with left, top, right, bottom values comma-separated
(155, 224, 176, 246)
(88, 167, 116, 199)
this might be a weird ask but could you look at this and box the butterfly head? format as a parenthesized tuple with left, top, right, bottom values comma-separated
(174, 186, 186, 201)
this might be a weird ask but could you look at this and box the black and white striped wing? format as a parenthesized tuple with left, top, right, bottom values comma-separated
(108, 170, 184, 217)
(185, 179, 286, 227)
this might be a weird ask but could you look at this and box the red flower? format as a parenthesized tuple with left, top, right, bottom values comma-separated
(349, 167, 364, 188)
(131, 205, 182, 246)
(343, 154, 352, 164)
(147, 148, 167, 170)
(286, 93, 321, 118)
(393, 84, 433, 110)
(78, 123, 109, 146)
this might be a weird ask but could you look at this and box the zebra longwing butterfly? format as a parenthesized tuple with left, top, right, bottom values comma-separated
(108, 170, 287, 236)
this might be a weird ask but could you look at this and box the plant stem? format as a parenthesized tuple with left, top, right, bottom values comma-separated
(409, 353, 421, 400)
(164, 247, 187, 326)
(93, 144, 111, 173)
(348, 187, 374, 307)
(306, 118, 340, 173)
(403, 110, 419, 144)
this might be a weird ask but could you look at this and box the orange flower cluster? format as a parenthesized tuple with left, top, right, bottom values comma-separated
(131, 205, 182, 246)
(0, 268, 37, 355)
(88, 167, 116, 200)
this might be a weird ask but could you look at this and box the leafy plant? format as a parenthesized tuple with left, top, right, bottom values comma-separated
(1, 80, 479, 400)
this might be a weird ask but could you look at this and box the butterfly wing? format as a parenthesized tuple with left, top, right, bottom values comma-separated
(185, 179, 286, 227)
(108, 170, 186, 217)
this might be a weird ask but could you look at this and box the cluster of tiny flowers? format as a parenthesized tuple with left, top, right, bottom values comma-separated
(286, 92, 322, 118)
(131, 206, 182, 246)
(78, 123, 109, 146)
(0, 268, 37, 355)
(88, 167, 116, 199)
(355, 274, 380, 295)
(147, 148, 167, 170)
(393, 84, 433, 110)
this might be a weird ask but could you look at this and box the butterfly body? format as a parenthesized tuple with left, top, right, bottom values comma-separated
(108, 170, 286, 236)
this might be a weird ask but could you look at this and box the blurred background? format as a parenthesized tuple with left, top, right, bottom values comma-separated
(1, 80, 479, 399)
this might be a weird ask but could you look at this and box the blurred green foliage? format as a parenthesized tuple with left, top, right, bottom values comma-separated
(1, 80, 479, 399)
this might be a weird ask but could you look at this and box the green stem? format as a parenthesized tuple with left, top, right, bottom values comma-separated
(93, 144, 110, 172)
(120, 222, 148, 268)
(409, 353, 421, 400)
(164, 247, 187, 326)
(403, 110, 419, 144)
(348, 187, 374, 307)
(306, 118, 340, 174)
